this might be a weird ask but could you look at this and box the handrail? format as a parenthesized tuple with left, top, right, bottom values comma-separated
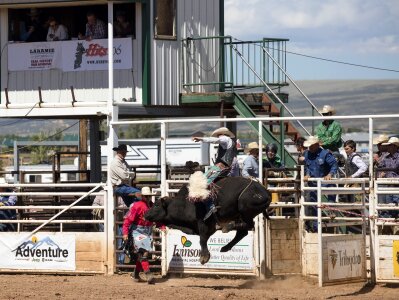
(231, 44, 311, 136)
(258, 41, 322, 118)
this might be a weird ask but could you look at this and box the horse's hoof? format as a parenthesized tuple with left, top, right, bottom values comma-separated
(199, 253, 210, 265)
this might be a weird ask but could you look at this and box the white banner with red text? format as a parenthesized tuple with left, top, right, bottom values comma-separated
(7, 38, 132, 72)
(0, 232, 76, 270)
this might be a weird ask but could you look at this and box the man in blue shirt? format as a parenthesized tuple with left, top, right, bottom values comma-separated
(242, 142, 262, 178)
(303, 136, 338, 232)
(0, 178, 17, 232)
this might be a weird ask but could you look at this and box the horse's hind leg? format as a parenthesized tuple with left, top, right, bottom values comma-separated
(220, 229, 248, 252)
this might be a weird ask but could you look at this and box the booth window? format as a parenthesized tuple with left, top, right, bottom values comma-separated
(154, 0, 176, 39)
(8, 3, 136, 42)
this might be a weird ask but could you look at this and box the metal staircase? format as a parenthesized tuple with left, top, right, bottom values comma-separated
(181, 36, 323, 167)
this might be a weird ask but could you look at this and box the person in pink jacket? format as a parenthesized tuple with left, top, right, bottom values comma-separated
(122, 186, 157, 284)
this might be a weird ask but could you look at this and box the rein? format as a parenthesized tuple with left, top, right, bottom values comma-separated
(237, 178, 254, 202)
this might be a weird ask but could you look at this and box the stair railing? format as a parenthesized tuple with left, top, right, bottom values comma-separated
(231, 44, 311, 137)
(258, 40, 323, 134)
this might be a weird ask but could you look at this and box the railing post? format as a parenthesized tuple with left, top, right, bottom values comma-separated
(368, 117, 376, 283)
(317, 179, 323, 287)
(279, 106, 285, 162)
(258, 121, 266, 279)
(161, 122, 167, 197)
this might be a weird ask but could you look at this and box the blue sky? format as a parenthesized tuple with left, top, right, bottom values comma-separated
(225, 0, 399, 80)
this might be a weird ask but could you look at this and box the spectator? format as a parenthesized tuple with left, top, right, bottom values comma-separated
(0, 178, 17, 232)
(20, 8, 47, 42)
(114, 11, 133, 37)
(122, 186, 158, 284)
(373, 134, 389, 166)
(295, 137, 307, 165)
(78, 11, 106, 41)
(343, 140, 368, 203)
(316, 105, 342, 153)
(344, 140, 368, 178)
(110, 144, 141, 207)
(46, 16, 68, 41)
(264, 143, 284, 170)
(242, 142, 262, 178)
(378, 137, 399, 218)
(192, 127, 238, 220)
(303, 136, 338, 232)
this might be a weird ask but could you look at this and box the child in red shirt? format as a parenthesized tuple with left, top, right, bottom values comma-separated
(122, 186, 157, 284)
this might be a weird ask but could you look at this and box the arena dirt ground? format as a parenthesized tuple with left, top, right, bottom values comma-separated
(1, 273, 398, 299)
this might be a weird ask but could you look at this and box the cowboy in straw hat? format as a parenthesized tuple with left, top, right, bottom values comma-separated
(315, 104, 342, 153)
(192, 127, 239, 220)
(122, 185, 161, 284)
(303, 136, 338, 181)
(110, 144, 141, 207)
(377, 137, 399, 218)
(372, 134, 390, 166)
(242, 142, 263, 178)
(302, 136, 338, 232)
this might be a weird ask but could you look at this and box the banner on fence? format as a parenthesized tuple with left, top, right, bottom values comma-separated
(0, 233, 75, 270)
(166, 229, 254, 271)
(8, 38, 132, 72)
(326, 238, 364, 281)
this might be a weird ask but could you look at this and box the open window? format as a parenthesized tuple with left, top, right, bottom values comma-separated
(154, 0, 176, 40)
(8, 3, 136, 42)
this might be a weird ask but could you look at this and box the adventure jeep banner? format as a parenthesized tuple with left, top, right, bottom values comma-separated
(7, 38, 132, 72)
(166, 229, 254, 271)
(0, 233, 75, 270)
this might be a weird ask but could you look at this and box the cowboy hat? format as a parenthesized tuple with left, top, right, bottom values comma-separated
(112, 144, 130, 152)
(244, 142, 264, 154)
(0, 177, 6, 184)
(211, 127, 235, 138)
(303, 136, 320, 147)
(382, 137, 399, 147)
(319, 105, 336, 115)
(372, 134, 389, 145)
(141, 186, 157, 196)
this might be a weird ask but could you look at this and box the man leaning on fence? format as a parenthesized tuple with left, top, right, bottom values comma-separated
(0, 178, 17, 232)
(303, 136, 338, 232)
(110, 144, 141, 207)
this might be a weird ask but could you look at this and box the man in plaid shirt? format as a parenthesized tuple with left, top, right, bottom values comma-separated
(0, 179, 17, 232)
(79, 11, 106, 41)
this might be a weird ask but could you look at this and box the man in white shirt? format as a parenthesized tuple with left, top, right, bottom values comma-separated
(110, 144, 141, 207)
(343, 140, 368, 203)
(192, 127, 237, 220)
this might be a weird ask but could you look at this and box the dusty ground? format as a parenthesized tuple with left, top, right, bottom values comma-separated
(0, 274, 398, 300)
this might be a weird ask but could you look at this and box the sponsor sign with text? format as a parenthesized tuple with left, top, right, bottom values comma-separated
(8, 38, 132, 72)
(0, 233, 75, 270)
(166, 229, 254, 271)
(327, 239, 364, 281)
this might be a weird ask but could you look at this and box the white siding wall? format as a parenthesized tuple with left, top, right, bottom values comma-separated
(152, 0, 220, 106)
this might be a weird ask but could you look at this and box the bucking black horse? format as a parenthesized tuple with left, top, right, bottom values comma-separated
(144, 172, 271, 264)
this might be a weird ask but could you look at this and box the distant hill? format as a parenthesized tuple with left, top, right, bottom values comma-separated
(1, 80, 398, 137)
(280, 79, 399, 133)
